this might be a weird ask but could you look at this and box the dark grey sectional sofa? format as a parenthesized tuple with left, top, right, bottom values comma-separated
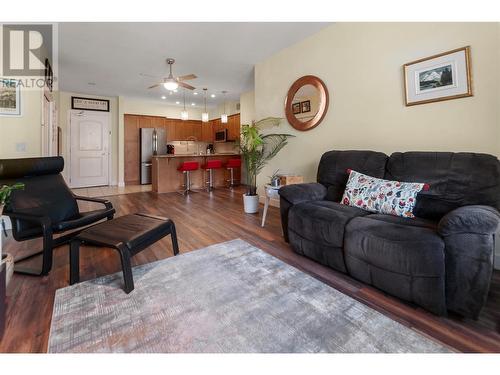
(278, 150, 500, 318)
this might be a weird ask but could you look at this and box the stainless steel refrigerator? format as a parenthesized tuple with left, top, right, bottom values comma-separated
(140, 128, 167, 184)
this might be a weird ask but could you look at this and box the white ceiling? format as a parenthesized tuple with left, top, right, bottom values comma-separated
(58, 22, 330, 107)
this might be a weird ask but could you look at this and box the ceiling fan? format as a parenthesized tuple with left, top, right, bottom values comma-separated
(146, 58, 197, 91)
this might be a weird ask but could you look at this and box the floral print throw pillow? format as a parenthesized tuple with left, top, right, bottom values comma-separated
(340, 170, 428, 218)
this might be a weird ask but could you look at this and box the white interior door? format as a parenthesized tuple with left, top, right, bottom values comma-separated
(70, 111, 110, 188)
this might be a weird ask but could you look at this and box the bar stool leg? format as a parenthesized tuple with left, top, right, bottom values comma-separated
(178, 170, 198, 195)
(186, 170, 191, 192)
(178, 171, 188, 195)
(227, 167, 235, 188)
(207, 169, 215, 191)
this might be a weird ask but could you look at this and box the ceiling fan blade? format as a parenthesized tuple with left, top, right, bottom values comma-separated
(147, 83, 160, 89)
(177, 74, 197, 81)
(178, 82, 195, 90)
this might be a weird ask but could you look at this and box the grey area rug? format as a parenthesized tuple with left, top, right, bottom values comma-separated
(49, 239, 451, 353)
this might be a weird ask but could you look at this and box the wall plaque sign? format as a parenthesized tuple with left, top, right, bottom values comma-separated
(71, 96, 110, 112)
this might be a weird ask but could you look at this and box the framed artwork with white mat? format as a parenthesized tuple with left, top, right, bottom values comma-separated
(403, 46, 472, 106)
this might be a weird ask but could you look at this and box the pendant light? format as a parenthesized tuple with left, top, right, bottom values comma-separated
(202, 88, 209, 123)
(221, 90, 228, 124)
(180, 89, 188, 120)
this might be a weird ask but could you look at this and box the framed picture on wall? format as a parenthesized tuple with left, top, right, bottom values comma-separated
(301, 100, 311, 113)
(0, 78, 21, 117)
(292, 102, 301, 114)
(403, 46, 472, 106)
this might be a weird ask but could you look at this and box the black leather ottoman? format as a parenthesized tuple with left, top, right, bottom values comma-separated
(69, 213, 179, 293)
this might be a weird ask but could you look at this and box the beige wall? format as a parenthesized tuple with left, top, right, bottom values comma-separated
(255, 23, 500, 189)
(58, 91, 119, 184)
(209, 100, 240, 120)
(240, 91, 255, 125)
(0, 87, 43, 158)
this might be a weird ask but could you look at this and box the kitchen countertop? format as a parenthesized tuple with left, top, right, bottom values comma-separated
(153, 153, 240, 158)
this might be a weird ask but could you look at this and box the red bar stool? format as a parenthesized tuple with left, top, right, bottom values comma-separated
(177, 161, 199, 195)
(225, 158, 241, 188)
(202, 159, 222, 192)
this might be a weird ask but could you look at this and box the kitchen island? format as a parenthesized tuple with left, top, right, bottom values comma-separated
(152, 153, 241, 193)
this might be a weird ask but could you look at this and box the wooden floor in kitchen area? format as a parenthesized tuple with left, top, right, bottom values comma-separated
(1, 187, 499, 353)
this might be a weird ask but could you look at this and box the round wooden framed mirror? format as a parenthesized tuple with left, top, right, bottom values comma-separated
(285, 75, 329, 131)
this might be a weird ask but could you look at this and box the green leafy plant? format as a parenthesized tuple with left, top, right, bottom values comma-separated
(268, 169, 281, 185)
(237, 117, 294, 196)
(0, 183, 24, 210)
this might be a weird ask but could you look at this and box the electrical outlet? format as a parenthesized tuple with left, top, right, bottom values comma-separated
(15, 143, 26, 152)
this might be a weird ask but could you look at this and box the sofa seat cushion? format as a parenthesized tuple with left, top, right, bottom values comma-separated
(344, 216, 446, 315)
(289, 200, 369, 248)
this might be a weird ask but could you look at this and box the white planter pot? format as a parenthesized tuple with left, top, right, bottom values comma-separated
(243, 194, 259, 214)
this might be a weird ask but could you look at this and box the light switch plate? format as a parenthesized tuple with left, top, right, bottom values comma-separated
(15, 143, 26, 152)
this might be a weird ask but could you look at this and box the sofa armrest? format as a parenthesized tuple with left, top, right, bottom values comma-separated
(278, 183, 326, 243)
(438, 205, 500, 236)
(437, 205, 499, 319)
(278, 183, 327, 205)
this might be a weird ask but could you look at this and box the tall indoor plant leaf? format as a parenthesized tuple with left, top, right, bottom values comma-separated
(238, 117, 294, 198)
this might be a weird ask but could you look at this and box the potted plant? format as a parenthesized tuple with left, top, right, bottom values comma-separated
(1, 182, 24, 286)
(238, 117, 294, 213)
(268, 169, 281, 187)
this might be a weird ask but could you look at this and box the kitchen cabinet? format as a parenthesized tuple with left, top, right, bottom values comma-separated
(201, 121, 213, 142)
(227, 114, 241, 141)
(165, 119, 176, 142)
(209, 114, 240, 142)
(169, 119, 203, 141)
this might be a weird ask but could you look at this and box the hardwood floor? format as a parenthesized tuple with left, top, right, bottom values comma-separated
(1, 187, 499, 352)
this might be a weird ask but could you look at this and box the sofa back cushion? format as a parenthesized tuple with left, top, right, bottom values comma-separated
(317, 150, 388, 202)
(385, 152, 500, 220)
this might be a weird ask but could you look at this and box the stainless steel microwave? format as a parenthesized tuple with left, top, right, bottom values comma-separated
(215, 129, 227, 142)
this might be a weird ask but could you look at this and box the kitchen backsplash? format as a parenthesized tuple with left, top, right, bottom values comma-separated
(214, 142, 238, 154)
(168, 141, 238, 155)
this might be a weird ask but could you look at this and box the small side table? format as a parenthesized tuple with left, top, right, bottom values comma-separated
(261, 184, 281, 227)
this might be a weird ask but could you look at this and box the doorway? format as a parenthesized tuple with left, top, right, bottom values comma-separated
(41, 92, 57, 157)
(69, 110, 110, 188)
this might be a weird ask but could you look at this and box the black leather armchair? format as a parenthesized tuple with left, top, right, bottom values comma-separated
(0, 157, 115, 276)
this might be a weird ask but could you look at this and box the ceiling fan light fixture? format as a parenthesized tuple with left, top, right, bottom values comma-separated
(163, 80, 179, 91)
